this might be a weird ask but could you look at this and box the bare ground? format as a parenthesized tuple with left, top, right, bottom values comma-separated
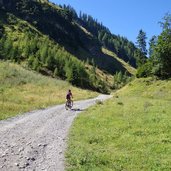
(0, 95, 112, 171)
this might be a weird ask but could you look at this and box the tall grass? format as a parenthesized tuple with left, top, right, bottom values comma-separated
(66, 78, 171, 171)
(0, 61, 98, 120)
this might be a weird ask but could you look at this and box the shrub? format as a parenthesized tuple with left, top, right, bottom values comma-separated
(136, 62, 153, 78)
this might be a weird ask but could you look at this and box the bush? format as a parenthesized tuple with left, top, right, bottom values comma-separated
(136, 62, 152, 78)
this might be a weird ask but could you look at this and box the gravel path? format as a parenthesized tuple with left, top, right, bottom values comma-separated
(0, 94, 112, 171)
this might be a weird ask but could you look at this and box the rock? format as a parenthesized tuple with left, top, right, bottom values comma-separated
(18, 147, 24, 152)
(19, 162, 29, 169)
(27, 157, 35, 161)
(25, 162, 29, 167)
(43, 144, 47, 147)
(26, 142, 32, 146)
(14, 163, 19, 167)
(31, 157, 35, 161)
(1, 153, 6, 157)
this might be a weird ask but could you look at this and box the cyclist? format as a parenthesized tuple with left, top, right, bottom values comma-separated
(66, 89, 73, 107)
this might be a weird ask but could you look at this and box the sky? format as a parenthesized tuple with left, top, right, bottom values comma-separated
(51, 0, 171, 46)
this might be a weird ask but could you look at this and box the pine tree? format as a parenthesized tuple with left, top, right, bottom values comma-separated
(102, 33, 108, 46)
(136, 29, 147, 55)
(149, 35, 157, 58)
(135, 49, 146, 67)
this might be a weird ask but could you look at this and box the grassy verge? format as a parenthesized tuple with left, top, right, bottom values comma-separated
(0, 61, 98, 120)
(66, 78, 171, 171)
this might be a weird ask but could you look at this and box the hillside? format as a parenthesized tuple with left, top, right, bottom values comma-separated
(0, 61, 98, 120)
(0, 9, 112, 93)
(66, 78, 171, 170)
(102, 47, 136, 75)
(0, 0, 141, 69)
(0, 0, 139, 93)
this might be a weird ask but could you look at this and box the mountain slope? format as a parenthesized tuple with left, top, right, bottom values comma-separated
(1, 10, 113, 93)
(102, 48, 136, 75)
(0, 0, 138, 92)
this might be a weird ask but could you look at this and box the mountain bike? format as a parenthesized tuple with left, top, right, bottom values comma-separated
(65, 99, 73, 110)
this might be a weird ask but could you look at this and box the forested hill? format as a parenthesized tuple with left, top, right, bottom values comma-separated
(63, 5, 139, 67)
(0, 0, 143, 92)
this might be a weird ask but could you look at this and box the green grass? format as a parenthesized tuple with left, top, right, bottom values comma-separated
(0, 61, 98, 120)
(66, 77, 171, 171)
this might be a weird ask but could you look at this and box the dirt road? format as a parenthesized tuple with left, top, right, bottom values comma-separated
(0, 94, 111, 171)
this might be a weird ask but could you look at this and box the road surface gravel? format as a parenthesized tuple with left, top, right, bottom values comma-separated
(0, 94, 112, 171)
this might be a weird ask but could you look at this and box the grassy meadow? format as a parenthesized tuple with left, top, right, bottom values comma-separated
(0, 61, 98, 120)
(66, 78, 171, 171)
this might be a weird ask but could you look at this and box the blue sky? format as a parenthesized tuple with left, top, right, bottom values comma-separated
(51, 0, 171, 46)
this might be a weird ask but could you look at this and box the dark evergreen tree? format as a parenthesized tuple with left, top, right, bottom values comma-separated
(149, 35, 157, 58)
(135, 49, 146, 67)
(136, 29, 147, 55)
